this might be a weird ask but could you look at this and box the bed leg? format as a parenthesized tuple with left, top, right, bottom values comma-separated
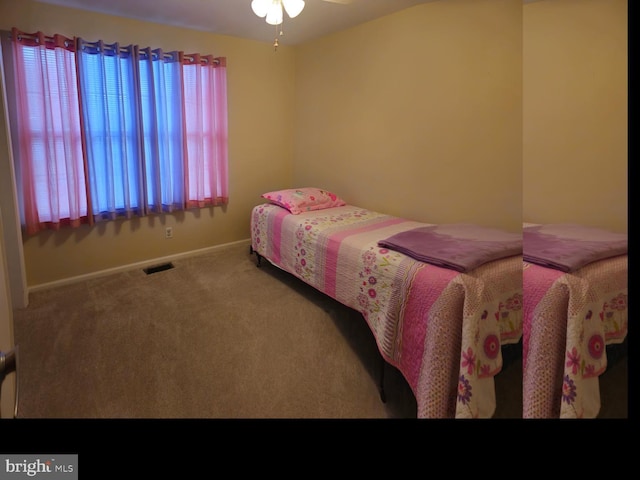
(249, 245, 262, 267)
(379, 354, 386, 403)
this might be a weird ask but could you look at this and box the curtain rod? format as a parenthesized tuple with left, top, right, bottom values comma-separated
(3, 29, 221, 65)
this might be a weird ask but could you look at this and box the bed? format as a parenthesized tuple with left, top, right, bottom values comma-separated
(522, 223, 628, 418)
(250, 187, 523, 418)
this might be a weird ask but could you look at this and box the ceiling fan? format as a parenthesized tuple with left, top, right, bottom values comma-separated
(252, 0, 355, 49)
(251, 0, 354, 50)
(251, 0, 355, 27)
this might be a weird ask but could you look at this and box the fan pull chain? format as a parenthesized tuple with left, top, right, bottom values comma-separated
(274, 23, 279, 51)
(273, 20, 285, 51)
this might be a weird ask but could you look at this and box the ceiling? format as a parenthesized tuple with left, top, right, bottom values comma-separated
(36, 0, 440, 46)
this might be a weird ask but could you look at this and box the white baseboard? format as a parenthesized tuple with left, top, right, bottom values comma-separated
(28, 238, 251, 294)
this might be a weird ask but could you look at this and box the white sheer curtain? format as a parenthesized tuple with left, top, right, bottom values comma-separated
(3, 28, 228, 235)
(76, 39, 146, 221)
(8, 29, 88, 234)
(138, 47, 186, 213)
(182, 54, 228, 208)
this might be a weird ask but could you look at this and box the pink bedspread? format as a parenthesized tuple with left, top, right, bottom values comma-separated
(523, 257, 628, 418)
(252, 204, 523, 418)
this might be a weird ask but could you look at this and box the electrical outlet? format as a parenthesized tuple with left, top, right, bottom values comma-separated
(165, 227, 173, 239)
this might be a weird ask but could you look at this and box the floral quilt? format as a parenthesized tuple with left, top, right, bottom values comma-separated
(251, 204, 523, 418)
(523, 257, 628, 418)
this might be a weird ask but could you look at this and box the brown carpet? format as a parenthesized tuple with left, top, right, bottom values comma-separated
(13, 241, 418, 419)
(10, 240, 626, 419)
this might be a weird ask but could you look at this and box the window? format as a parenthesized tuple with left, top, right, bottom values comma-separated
(1, 28, 228, 234)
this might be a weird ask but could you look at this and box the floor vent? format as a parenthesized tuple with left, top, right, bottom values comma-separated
(143, 262, 175, 275)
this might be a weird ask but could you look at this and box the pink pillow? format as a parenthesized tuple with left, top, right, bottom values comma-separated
(261, 187, 346, 214)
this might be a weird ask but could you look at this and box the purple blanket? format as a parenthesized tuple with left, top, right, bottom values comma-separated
(523, 224, 627, 272)
(377, 224, 522, 272)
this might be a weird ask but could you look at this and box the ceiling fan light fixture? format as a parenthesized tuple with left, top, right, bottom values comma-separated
(252, 0, 306, 50)
(251, 0, 271, 18)
(282, 0, 305, 19)
(265, 2, 284, 25)
(252, 0, 305, 26)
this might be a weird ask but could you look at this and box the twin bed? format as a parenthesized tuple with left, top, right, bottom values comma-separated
(249, 188, 628, 418)
(522, 223, 628, 418)
(250, 188, 523, 418)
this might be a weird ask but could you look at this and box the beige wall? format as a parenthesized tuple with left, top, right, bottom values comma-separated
(0, 0, 295, 287)
(523, 0, 627, 233)
(5, 0, 626, 288)
(294, 0, 523, 232)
